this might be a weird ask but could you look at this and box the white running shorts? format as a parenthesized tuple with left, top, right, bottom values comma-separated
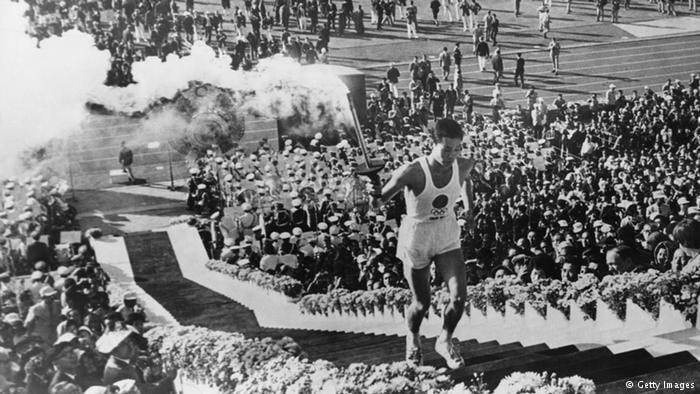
(396, 217, 461, 270)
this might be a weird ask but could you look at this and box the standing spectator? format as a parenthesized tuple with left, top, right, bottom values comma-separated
(384, 0, 396, 26)
(459, 0, 471, 31)
(491, 47, 503, 83)
(475, 36, 490, 72)
(387, 63, 400, 97)
(445, 85, 458, 117)
(469, 0, 481, 31)
(430, 0, 441, 25)
(514, 0, 521, 16)
(406, 1, 418, 38)
(453, 70, 463, 92)
(25, 286, 61, 346)
(525, 87, 538, 111)
(596, 0, 607, 21)
(667, 0, 677, 15)
(221, 0, 231, 20)
(541, 8, 551, 38)
(118, 141, 135, 183)
(491, 13, 499, 44)
(453, 42, 462, 74)
(355, 5, 365, 33)
(472, 22, 483, 54)
(431, 87, 445, 119)
(490, 93, 505, 122)
(462, 89, 474, 123)
(298, 2, 308, 32)
(443, 0, 456, 22)
(548, 37, 560, 75)
(438, 46, 452, 80)
(216, 27, 227, 52)
(514, 52, 525, 87)
(371, 0, 379, 24)
(310, 1, 320, 32)
(605, 83, 616, 104)
(483, 10, 493, 41)
(612, 0, 620, 22)
(328, 1, 337, 29)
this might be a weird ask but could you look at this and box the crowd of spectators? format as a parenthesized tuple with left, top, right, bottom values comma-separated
(0, 180, 175, 393)
(184, 71, 700, 296)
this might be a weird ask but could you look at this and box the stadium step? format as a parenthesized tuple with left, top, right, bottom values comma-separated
(598, 362, 700, 393)
(586, 351, 698, 384)
(122, 228, 700, 389)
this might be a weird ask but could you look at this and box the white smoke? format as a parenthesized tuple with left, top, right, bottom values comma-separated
(0, 0, 111, 177)
(1, 0, 352, 180)
(92, 42, 353, 132)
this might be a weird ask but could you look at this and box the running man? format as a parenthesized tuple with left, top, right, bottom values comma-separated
(370, 118, 475, 369)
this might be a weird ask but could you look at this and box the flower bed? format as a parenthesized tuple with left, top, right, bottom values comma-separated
(206, 260, 304, 298)
(493, 372, 595, 394)
(146, 325, 455, 393)
(146, 325, 596, 394)
(294, 272, 700, 323)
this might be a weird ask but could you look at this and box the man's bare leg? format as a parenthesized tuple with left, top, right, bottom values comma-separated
(434, 248, 467, 369)
(403, 262, 432, 365)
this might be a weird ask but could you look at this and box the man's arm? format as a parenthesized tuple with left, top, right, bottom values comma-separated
(372, 163, 413, 206)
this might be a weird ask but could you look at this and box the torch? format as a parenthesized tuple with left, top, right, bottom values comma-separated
(346, 93, 385, 184)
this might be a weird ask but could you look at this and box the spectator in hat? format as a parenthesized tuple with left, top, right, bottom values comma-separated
(116, 294, 143, 322)
(25, 286, 61, 346)
(99, 330, 175, 393)
(48, 333, 88, 391)
(26, 234, 55, 271)
(125, 312, 146, 335)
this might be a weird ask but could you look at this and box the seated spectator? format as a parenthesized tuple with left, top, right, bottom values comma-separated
(672, 219, 700, 273)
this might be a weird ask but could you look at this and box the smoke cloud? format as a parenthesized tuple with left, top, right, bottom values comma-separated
(92, 42, 353, 138)
(2, 0, 353, 180)
(0, 0, 111, 178)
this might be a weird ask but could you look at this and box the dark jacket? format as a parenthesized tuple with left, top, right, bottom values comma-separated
(476, 41, 490, 57)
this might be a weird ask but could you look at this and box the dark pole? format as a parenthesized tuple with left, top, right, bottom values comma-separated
(167, 140, 175, 191)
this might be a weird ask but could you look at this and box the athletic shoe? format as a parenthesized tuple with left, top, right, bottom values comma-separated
(435, 338, 465, 370)
(405, 342, 423, 366)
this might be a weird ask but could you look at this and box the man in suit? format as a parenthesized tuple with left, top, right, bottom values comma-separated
(475, 36, 490, 72)
(514, 52, 525, 87)
(491, 47, 503, 83)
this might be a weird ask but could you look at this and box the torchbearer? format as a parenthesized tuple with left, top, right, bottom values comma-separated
(369, 118, 476, 369)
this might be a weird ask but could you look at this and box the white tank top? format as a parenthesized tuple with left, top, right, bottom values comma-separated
(404, 157, 461, 223)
